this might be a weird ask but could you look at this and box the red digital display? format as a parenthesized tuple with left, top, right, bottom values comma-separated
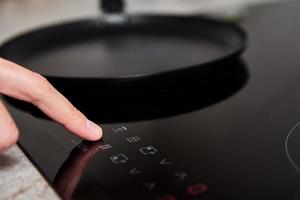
(187, 183, 208, 196)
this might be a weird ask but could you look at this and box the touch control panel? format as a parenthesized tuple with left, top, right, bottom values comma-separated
(54, 125, 209, 200)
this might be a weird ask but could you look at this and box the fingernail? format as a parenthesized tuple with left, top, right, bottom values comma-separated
(86, 119, 102, 140)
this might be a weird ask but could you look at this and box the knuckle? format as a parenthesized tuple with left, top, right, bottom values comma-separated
(32, 72, 50, 88)
(69, 106, 81, 121)
(0, 125, 19, 150)
(30, 72, 54, 102)
(65, 106, 85, 127)
(9, 126, 19, 145)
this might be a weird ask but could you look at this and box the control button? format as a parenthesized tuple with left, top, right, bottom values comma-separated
(129, 167, 142, 175)
(126, 136, 140, 143)
(98, 144, 112, 150)
(143, 182, 156, 191)
(110, 154, 129, 164)
(77, 143, 88, 152)
(139, 146, 158, 155)
(160, 158, 172, 165)
(174, 172, 187, 180)
(71, 140, 87, 152)
(187, 183, 208, 196)
(156, 194, 176, 200)
(112, 126, 128, 134)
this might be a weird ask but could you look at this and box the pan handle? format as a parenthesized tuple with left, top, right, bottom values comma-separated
(100, 0, 125, 14)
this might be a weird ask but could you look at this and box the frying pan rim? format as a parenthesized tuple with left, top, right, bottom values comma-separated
(0, 14, 247, 81)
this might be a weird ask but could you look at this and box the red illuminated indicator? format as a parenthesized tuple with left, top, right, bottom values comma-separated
(187, 183, 208, 196)
(156, 194, 176, 200)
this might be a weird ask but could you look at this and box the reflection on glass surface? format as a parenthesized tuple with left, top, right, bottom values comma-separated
(53, 141, 105, 200)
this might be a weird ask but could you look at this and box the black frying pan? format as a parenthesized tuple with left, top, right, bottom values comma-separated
(0, 1, 246, 91)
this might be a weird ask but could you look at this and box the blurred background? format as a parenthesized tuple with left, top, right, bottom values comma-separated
(0, 0, 287, 43)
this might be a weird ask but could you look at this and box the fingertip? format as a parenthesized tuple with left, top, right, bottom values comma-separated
(63, 110, 103, 141)
(85, 119, 103, 141)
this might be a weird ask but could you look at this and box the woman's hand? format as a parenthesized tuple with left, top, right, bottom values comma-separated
(0, 57, 102, 151)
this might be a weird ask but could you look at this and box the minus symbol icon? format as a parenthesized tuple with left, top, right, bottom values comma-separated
(100, 144, 112, 150)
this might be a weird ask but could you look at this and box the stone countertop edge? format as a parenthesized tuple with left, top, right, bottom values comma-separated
(0, 145, 61, 200)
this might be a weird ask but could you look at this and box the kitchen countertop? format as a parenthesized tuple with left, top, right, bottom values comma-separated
(0, 0, 284, 199)
(0, 146, 60, 200)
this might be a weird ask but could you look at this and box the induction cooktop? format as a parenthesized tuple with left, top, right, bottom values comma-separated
(4, 1, 300, 200)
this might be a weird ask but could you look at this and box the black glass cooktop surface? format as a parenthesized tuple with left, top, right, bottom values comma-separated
(4, 1, 300, 200)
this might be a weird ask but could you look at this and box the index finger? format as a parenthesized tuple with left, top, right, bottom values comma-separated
(0, 58, 102, 141)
